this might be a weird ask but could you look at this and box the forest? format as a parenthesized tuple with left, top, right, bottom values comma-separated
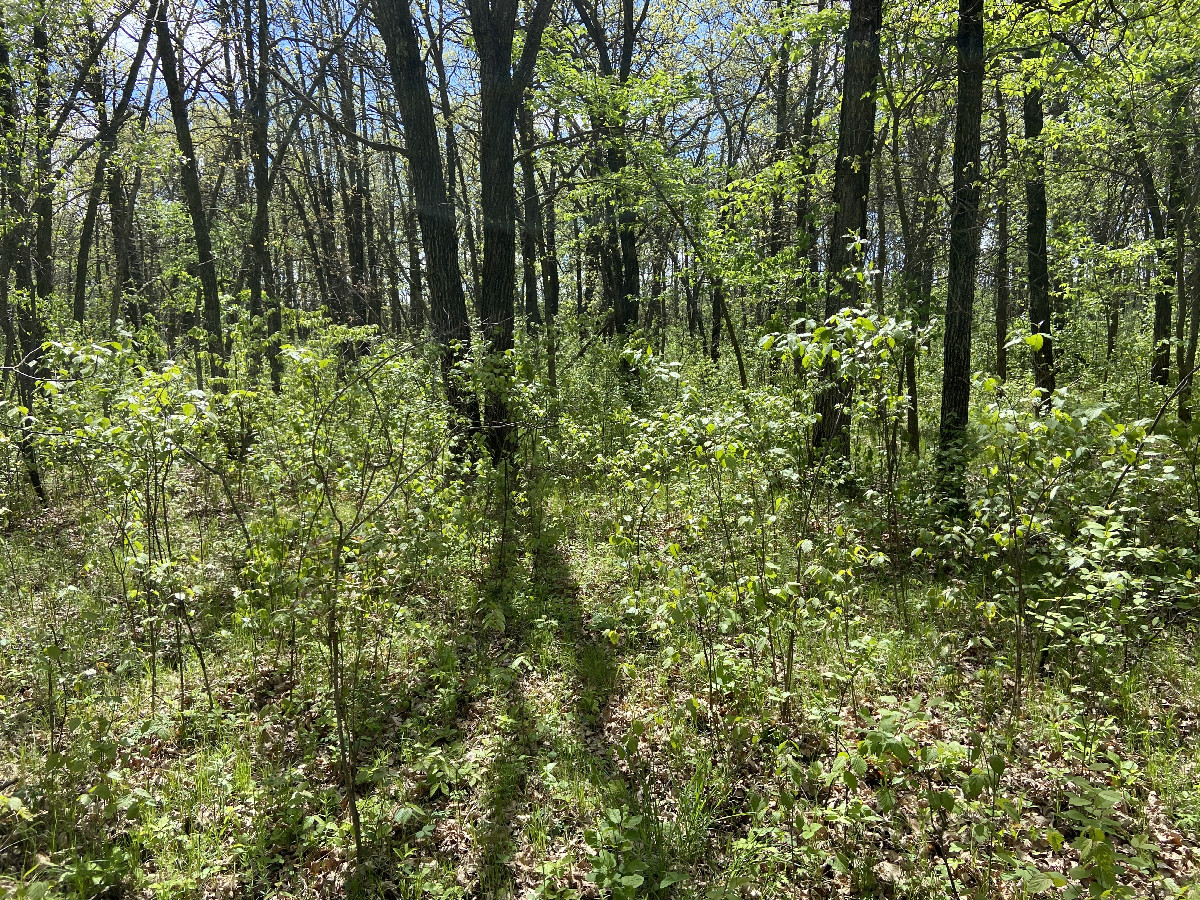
(0, 0, 1199, 894)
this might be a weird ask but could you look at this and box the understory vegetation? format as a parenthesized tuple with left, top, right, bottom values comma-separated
(1, 315, 1198, 898)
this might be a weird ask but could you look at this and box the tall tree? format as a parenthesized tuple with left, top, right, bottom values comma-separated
(0, 17, 47, 500)
(937, 0, 985, 499)
(465, 0, 554, 459)
(995, 86, 1010, 382)
(1024, 56, 1055, 404)
(371, 0, 479, 434)
(573, 0, 647, 335)
(812, 0, 884, 455)
(1138, 147, 1173, 386)
(244, 0, 282, 386)
(156, 0, 225, 380)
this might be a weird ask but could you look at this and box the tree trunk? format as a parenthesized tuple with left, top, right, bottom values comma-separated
(156, 0, 225, 380)
(336, 56, 369, 326)
(1180, 236, 1200, 420)
(371, 0, 479, 434)
(1170, 136, 1189, 389)
(32, 23, 54, 308)
(465, 0, 553, 460)
(1024, 71, 1055, 404)
(794, 0, 827, 311)
(518, 105, 543, 329)
(1138, 148, 1173, 386)
(937, 0, 985, 501)
(995, 86, 1009, 381)
(812, 0, 883, 455)
(769, 0, 792, 264)
(246, 0, 279, 387)
(0, 22, 47, 500)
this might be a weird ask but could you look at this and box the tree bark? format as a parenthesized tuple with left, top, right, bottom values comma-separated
(156, 0, 225, 380)
(937, 0, 985, 501)
(0, 21, 47, 500)
(371, 0, 479, 434)
(1138, 148, 1173, 386)
(995, 86, 1009, 381)
(812, 0, 883, 455)
(244, 0, 281, 387)
(465, 0, 554, 459)
(518, 104, 543, 329)
(1024, 70, 1055, 404)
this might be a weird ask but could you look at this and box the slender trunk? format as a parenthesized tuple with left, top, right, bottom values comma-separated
(710, 285, 722, 363)
(518, 105, 543, 328)
(996, 88, 1009, 381)
(74, 160, 105, 324)
(795, 0, 827, 308)
(32, 23, 54, 306)
(1024, 72, 1055, 403)
(246, 0, 279, 386)
(1181, 237, 1200, 420)
(156, 0, 225, 380)
(937, 0, 985, 501)
(813, 0, 883, 455)
(0, 22, 47, 500)
(1171, 137, 1189, 387)
(1138, 148, 1173, 386)
(405, 187, 425, 332)
(769, 0, 792, 262)
(337, 57, 369, 325)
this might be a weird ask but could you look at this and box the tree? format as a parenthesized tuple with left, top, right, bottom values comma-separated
(371, 0, 479, 435)
(465, 0, 555, 459)
(937, 0, 985, 500)
(156, 0, 225, 381)
(1023, 57, 1055, 405)
(812, 0, 884, 455)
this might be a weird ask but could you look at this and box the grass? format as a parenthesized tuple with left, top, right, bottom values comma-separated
(2, 358, 1200, 900)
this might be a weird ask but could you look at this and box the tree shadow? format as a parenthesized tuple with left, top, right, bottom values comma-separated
(468, 503, 622, 898)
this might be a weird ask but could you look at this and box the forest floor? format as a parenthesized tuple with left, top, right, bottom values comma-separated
(2, 484, 1199, 900)
(2, 335, 1200, 900)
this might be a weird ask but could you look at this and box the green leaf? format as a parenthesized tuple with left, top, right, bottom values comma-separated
(1022, 868, 1054, 893)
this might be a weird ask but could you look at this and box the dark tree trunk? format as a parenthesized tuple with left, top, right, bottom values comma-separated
(0, 22, 47, 500)
(573, 0, 644, 336)
(794, 0, 826, 308)
(1024, 72, 1055, 403)
(372, 0, 479, 434)
(1181, 237, 1200, 420)
(32, 23, 54, 307)
(336, 57, 369, 326)
(245, 0, 280, 387)
(1137, 149, 1173, 386)
(887, 95, 944, 457)
(769, 0, 791, 263)
(75, 160, 105, 324)
(995, 87, 1009, 381)
(465, 0, 553, 460)
(710, 285, 723, 363)
(1170, 135, 1189, 388)
(518, 105, 543, 329)
(937, 0, 985, 501)
(812, 0, 883, 455)
(156, 0, 225, 379)
(405, 192, 425, 332)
